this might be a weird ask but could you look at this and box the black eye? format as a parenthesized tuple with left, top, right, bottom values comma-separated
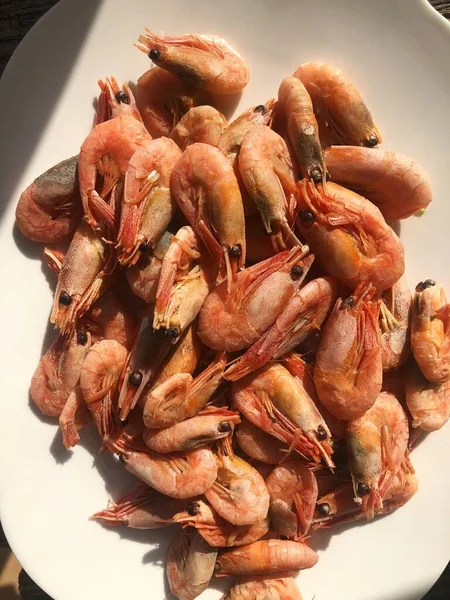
(115, 90, 130, 104)
(254, 104, 265, 113)
(165, 326, 180, 340)
(290, 265, 304, 279)
(315, 425, 327, 441)
(59, 291, 72, 306)
(229, 245, 241, 258)
(423, 279, 436, 288)
(342, 296, 355, 309)
(310, 167, 323, 183)
(357, 482, 370, 496)
(317, 502, 331, 516)
(149, 49, 161, 61)
(77, 332, 88, 345)
(187, 502, 200, 516)
(128, 371, 143, 386)
(415, 281, 424, 292)
(365, 133, 379, 148)
(218, 421, 231, 433)
(139, 242, 149, 253)
(298, 210, 314, 224)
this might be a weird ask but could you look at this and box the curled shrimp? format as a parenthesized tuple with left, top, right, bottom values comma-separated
(16, 155, 81, 244)
(411, 279, 450, 384)
(225, 276, 338, 381)
(314, 284, 382, 421)
(294, 62, 382, 147)
(58, 386, 91, 448)
(171, 142, 246, 287)
(325, 146, 432, 220)
(125, 230, 172, 303)
(347, 391, 410, 519)
(298, 181, 405, 293)
(174, 499, 269, 548)
(166, 529, 217, 600)
(117, 137, 181, 265)
(215, 539, 318, 577)
(79, 115, 151, 230)
(404, 361, 450, 432)
(134, 67, 195, 138)
(143, 407, 240, 453)
(112, 435, 218, 498)
(235, 418, 288, 465)
(79, 340, 128, 439)
(49, 221, 113, 334)
(222, 575, 303, 600)
(136, 31, 250, 95)
(142, 351, 227, 429)
(379, 274, 412, 371)
(232, 362, 334, 467)
(238, 125, 301, 251)
(91, 481, 189, 529)
(278, 75, 326, 184)
(204, 451, 270, 526)
(171, 105, 228, 149)
(198, 246, 312, 352)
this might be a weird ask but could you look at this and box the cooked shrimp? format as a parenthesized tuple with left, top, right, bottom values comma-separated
(16, 155, 81, 244)
(266, 461, 318, 539)
(171, 142, 246, 287)
(215, 539, 318, 577)
(134, 67, 194, 138)
(174, 499, 269, 547)
(112, 434, 218, 498)
(225, 276, 338, 381)
(232, 363, 334, 467)
(325, 146, 432, 220)
(347, 391, 410, 519)
(49, 221, 113, 334)
(97, 76, 143, 123)
(79, 115, 151, 230)
(117, 137, 181, 265)
(91, 481, 188, 529)
(171, 105, 228, 149)
(143, 407, 240, 453)
(166, 529, 217, 600)
(411, 279, 450, 384)
(404, 360, 450, 431)
(136, 31, 250, 95)
(380, 274, 412, 371)
(198, 246, 312, 352)
(314, 284, 382, 420)
(126, 230, 172, 303)
(294, 62, 382, 147)
(222, 575, 303, 600)
(297, 181, 405, 293)
(86, 291, 137, 349)
(239, 125, 301, 251)
(204, 452, 270, 526)
(142, 351, 227, 429)
(58, 386, 91, 448)
(235, 418, 288, 465)
(79, 340, 128, 439)
(30, 331, 91, 418)
(278, 75, 326, 184)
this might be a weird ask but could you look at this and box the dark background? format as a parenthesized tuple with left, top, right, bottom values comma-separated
(0, 0, 449, 598)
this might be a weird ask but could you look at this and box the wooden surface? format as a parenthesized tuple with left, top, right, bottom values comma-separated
(0, 1, 449, 599)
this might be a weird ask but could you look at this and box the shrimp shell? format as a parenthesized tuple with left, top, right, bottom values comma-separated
(221, 575, 303, 600)
(404, 361, 450, 432)
(171, 105, 228, 149)
(380, 274, 412, 371)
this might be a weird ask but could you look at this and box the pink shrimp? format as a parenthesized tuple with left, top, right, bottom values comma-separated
(404, 360, 450, 432)
(171, 105, 228, 149)
(235, 418, 288, 465)
(85, 291, 137, 350)
(379, 274, 412, 371)
(222, 575, 304, 600)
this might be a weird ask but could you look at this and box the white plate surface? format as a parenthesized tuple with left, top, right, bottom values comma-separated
(0, 1, 449, 599)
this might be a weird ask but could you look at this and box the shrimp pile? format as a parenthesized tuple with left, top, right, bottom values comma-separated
(18, 26, 448, 600)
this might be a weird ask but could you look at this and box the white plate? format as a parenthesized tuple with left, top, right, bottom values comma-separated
(0, 0, 449, 599)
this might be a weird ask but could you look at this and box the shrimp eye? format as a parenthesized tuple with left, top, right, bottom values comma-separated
(218, 421, 232, 433)
(423, 279, 436, 288)
(229, 245, 241, 258)
(139, 242, 149, 253)
(214, 562, 221, 574)
(279, 535, 289, 540)
(254, 104, 266, 113)
(165, 326, 181, 340)
(59, 291, 72, 306)
(290, 265, 304, 279)
(115, 90, 130, 104)
(310, 167, 323, 184)
(77, 332, 88, 345)
(365, 133, 379, 148)
(317, 502, 331, 516)
(298, 210, 314, 224)
(415, 281, 424, 292)
(187, 502, 200, 516)
(357, 482, 370, 496)
(342, 296, 355, 309)
(149, 49, 161, 61)
(128, 371, 143, 386)
(315, 425, 327, 441)
(118, 454, 127, 464)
